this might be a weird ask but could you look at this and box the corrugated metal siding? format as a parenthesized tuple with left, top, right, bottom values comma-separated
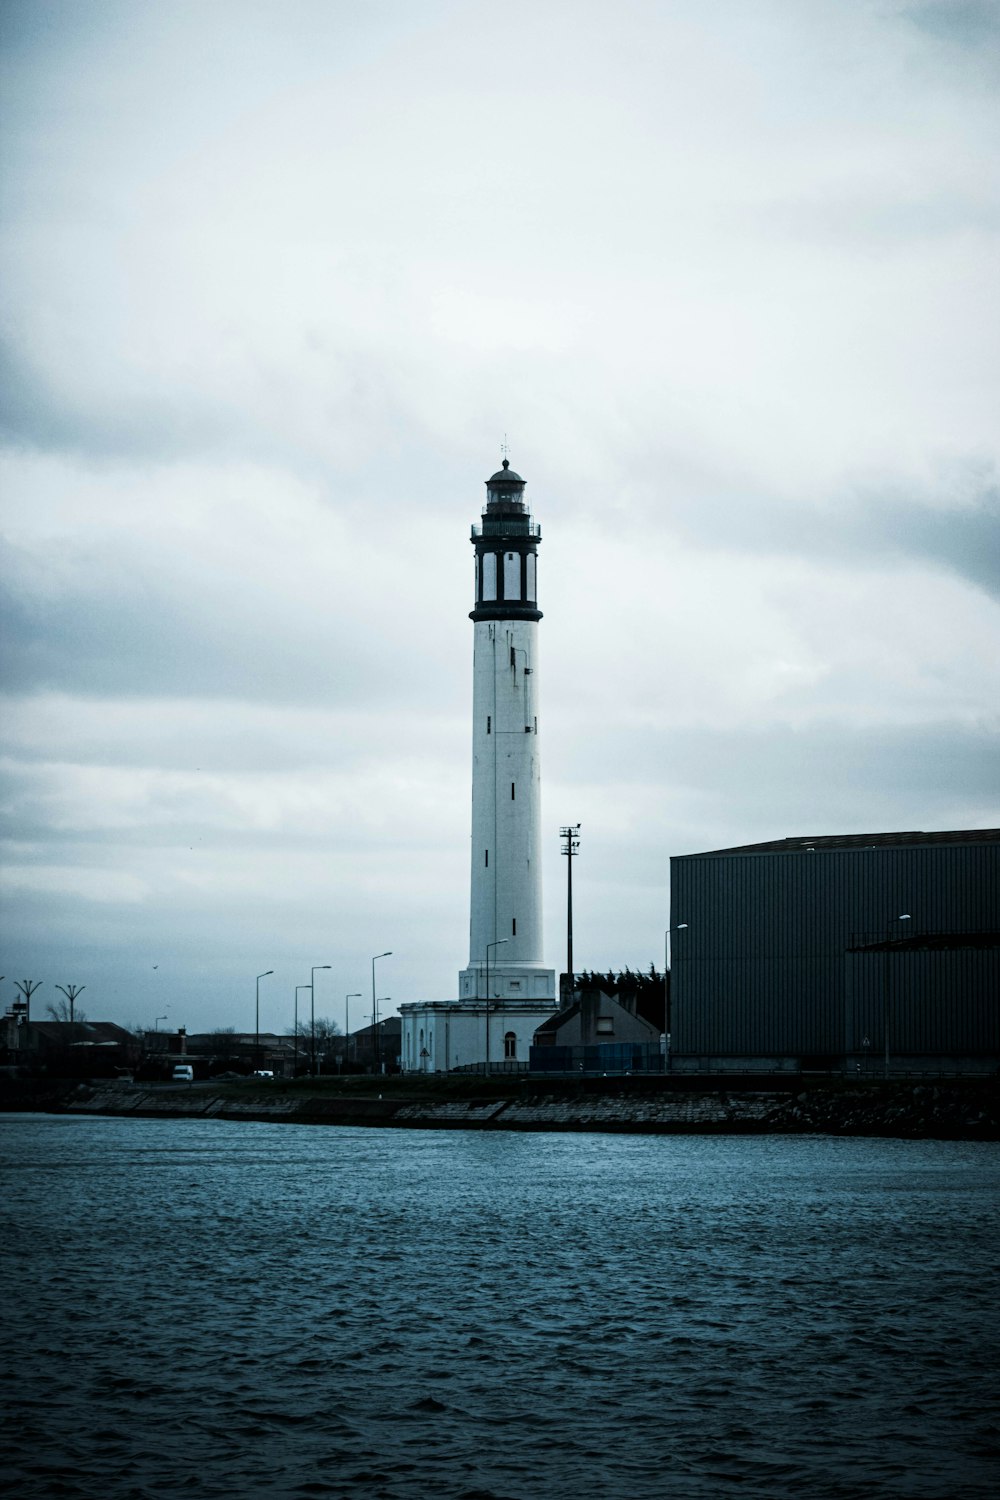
(844, 949, 1000, 1056)
(671, 839, 999, 1061)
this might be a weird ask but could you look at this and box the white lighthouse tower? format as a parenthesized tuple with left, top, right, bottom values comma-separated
(458, 458, 556, 1007)
(399, 458, 557, 1074)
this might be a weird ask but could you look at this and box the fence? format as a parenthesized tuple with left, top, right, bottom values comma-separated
(528, 1043, 664, 1075)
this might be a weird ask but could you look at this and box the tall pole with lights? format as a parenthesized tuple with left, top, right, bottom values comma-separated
(294, 984, 310, 1075)
(345, 992, 362, 1063)
(310, 965, 331, 1074)
(55, 984, 85, 1023)
(371, 952, 391, 1072)
(663, 924, 688, 1068)
(560, 824, 580, 1004)
(485, 937, 509, 1076)
(255, 970, 273, 1069)
(883, 914, 911, 1077)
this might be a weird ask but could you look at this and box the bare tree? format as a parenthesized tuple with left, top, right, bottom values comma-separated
(291, 1016, 342, 1042)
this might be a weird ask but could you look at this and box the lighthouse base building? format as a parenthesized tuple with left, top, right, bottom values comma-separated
(400, 458, 557, 1073)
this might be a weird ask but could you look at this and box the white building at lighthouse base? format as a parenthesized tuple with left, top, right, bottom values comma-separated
(399, 995, 557, 1074)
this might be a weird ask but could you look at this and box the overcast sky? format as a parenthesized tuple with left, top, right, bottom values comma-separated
(1, 0, 997, 1037)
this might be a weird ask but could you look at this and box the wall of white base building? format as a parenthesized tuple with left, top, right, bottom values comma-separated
(400, 1000, 557, 1074)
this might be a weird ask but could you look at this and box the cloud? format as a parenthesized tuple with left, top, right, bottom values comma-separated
(648, 458, 1000, 600)
(902, 0, 1000, 57)
(1, 0, 998, 1030)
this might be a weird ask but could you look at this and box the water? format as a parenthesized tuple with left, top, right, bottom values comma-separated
(1, 1116, 997, 1499)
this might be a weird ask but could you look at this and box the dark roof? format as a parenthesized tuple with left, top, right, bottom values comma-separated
(486, 459, 525, 485)
(533, 1003, 581, 1040)
(30, 1021, 133, 1045)
(684, 829, 1000, 858)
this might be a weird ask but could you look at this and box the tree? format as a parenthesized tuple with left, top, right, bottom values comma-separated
(291, 1017, 342, 1042)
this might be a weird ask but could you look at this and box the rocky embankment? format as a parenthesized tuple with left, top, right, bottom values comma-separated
(6, 1078, 996, 1139)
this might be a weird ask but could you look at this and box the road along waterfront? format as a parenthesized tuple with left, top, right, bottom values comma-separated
(2, 1113, 998, 1499)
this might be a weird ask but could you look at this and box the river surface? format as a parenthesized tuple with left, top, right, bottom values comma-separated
(1, 1116, 997, 1499)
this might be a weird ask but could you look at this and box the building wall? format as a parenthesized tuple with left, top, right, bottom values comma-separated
(670, 837, 999, 1067)
(845, 947, 999, 1060)
(400, 1000, 555, 1073)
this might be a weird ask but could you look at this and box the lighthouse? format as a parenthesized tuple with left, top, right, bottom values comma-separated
(399, 458, 557, 1073)
(458, 459, 556, 1006)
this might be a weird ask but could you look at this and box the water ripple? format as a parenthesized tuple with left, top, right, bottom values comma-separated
(1, 1117, 997, 1499)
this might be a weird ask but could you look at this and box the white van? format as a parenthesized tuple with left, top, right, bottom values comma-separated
(171, 1064, 194, 1083)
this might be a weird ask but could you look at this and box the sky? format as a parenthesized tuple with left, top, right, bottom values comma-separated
(1, 0, 998, 1037)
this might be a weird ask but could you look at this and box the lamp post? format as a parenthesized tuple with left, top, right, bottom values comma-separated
(485, 938, 509, 1077)
(55, 984, 85, 1023)
(345, 993, 362, 1065)
(294, 985, 310, 1076)
(883, 914, 911, 1078)
(255, 970, 273, 1070)
(663, 924, 689, 1068)
(371, 953, 391, 1073)
(310, 965, 331, 1074)
(154, 1016, 167, 1031)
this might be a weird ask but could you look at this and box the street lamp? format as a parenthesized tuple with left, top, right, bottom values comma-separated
(255, 970, 273, 1069)
(294, 985, 310, 1076)
(663, 924, 689, 1064)
(310, 966, 331, 1075)
(485, 938, 509, 1077)
(55, 984, 85, 1023)
(345, 993, 362, 1064)
(883, 914, 911, 1078)
(371, 952, 391, 1073)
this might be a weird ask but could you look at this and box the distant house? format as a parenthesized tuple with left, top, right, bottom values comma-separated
(184, 1032, 298, 1075)
(534, 989, 660, 1049)
(142, 1027, 188, 1056)
(1, 1019, 138, 1076)
(530, 987, 663, 1075)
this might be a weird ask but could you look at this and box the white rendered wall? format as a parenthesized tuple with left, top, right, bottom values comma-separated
(400, 1002, 555, 1073)
(458, 617, 555, 1003)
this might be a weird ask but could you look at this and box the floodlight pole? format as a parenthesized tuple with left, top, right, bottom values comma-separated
(560, 825, 580, 1004)
(371, 952, 391, 1073)
(663, 925, 689, 1068)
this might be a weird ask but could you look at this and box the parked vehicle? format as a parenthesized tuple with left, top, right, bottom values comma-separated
(171, 1065, 194, 1083)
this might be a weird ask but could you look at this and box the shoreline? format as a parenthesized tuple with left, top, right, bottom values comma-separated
(2, 1077, 997, 1139)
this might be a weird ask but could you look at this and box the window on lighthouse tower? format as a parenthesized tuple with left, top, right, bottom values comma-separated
(482, 553, 497, 601)
(504, 552, 520, 599)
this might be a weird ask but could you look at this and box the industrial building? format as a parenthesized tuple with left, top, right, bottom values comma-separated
(669, 830, 999, 1075)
